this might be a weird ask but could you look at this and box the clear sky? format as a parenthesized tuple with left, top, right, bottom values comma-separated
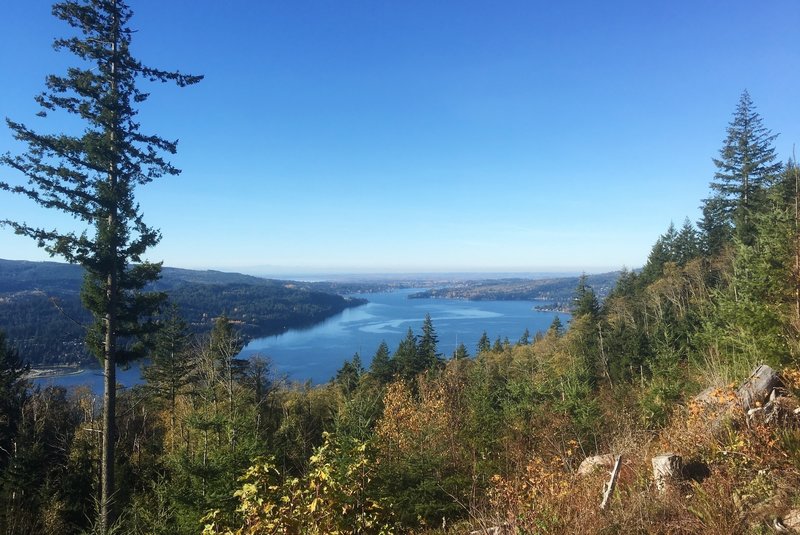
(1, 1, 799, 275)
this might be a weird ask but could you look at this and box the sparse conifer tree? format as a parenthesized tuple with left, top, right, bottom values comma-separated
(0, 1, 201, 529)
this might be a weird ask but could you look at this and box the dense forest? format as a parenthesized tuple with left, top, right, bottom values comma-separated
(0, 260, 365, 365)
(1, 89, 799, 533)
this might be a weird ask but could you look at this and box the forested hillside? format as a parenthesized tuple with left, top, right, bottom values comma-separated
(408, 271, 620, 305)
(1, 91, 799, 533)
(0, 260, 365, 364)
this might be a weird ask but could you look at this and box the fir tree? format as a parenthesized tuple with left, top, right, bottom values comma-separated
(477, 331, 490, 354)
(335, 353, 363, 395)
(394, 328, 418, 380)
(699, 196, 731, 255)
(704, 90, 782, 246)
(572, 274, 599, 319)
(452, 342, 470, 360)
(417, 313, 441, 369)
(518, 328, 531, 345)
(141, 305, 192, 453)
(492, 336, 503, 352)
(640, 223, 677, 283)
(369, 341, 394, 384)
(0, 2, 201, 529)
(548, 316, 565, 337)
(674, 217, 700, 265)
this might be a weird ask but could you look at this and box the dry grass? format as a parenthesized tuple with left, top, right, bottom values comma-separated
(453, 370, 800, 534)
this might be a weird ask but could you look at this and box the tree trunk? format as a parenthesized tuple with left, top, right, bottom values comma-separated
(101, 5, 120, 530)
(794, 149, 799, 323)
(101, 316, 116, 533)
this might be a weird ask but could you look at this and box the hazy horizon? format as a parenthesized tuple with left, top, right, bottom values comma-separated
(1, 256, 621, 282)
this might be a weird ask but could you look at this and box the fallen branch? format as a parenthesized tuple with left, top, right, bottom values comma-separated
(600, 455, 622, 510)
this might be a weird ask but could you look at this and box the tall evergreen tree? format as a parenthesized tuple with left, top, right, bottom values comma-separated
(703, 90, 782, 246)
(417, 313, 441, 369)
(674, 217, 700, 265)
(640, 223, 677, 283)
(477, 331, 491, 354)
(369, 341, 394, 384)
(548, 316, 565, 337)
(492, 336, 503, 352)
(395, 327, 422, 381)
(698, 195, 731, 255)
(0, 1, 201, 529)
(335, 353, 364, 395)
(142, 305, 192, 453)
(572, 274, 600, 319)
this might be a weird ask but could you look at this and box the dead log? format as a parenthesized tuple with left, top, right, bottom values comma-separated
(737, 364, 781, 411)
(691, 365, 784, 434)
(652, 453, 682, 492)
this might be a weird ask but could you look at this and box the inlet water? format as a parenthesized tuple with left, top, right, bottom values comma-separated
(34, 288, 569, 392)
(240, 288, 568, 383)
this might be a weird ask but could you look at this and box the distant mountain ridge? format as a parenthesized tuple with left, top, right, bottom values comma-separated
(0, 259, 285, 291)
(408, 271, 621, 305)
(0, 259, 365, 365)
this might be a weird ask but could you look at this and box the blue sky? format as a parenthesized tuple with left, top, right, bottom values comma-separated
(1, 1, 799, 275)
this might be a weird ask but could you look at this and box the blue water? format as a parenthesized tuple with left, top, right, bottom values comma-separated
(240, 288, 568, 383)
(34, 289, 569, 392)
(32, 365, 146, 392)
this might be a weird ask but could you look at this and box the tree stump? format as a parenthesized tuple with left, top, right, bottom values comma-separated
(652, 453, 682, 491)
